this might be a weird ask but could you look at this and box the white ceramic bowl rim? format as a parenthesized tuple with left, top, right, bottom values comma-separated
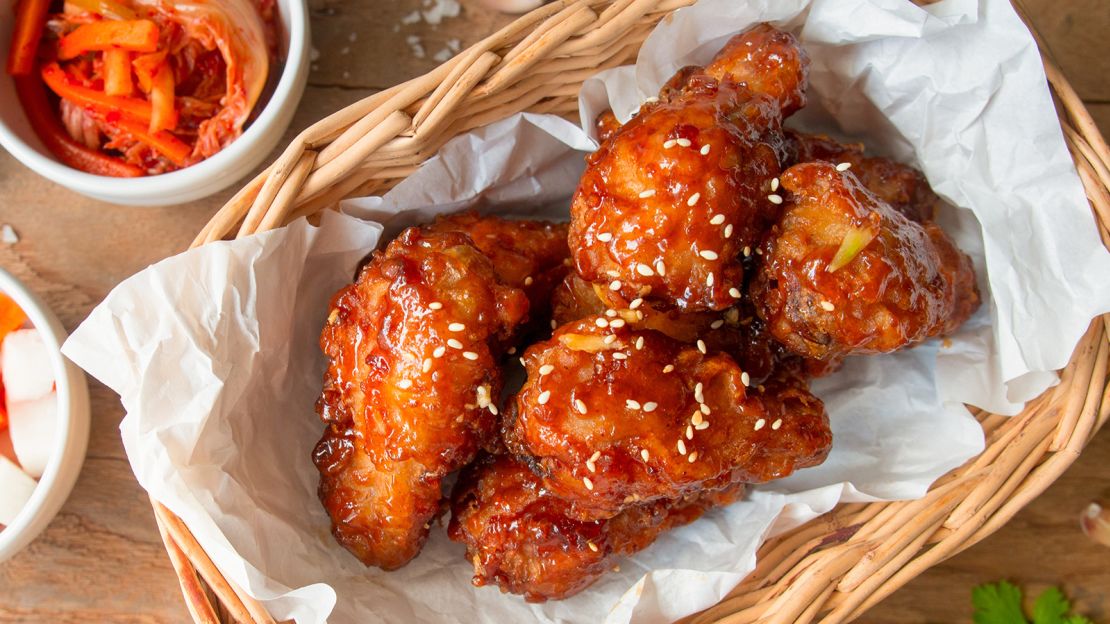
(0, 0, 308, 203)
(0, 267, 90, 559)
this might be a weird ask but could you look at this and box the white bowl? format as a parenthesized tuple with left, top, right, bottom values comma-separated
(0, 0, 310, 206)
(0, 267, 90, 564)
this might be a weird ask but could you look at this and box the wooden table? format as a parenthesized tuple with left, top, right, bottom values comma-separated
(0, 1, 1106, 621)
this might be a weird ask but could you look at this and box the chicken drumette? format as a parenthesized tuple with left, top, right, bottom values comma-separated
(751, 162, 979, 361)
(569, 24, 809, 312)
(314, 227, 531, 569)
(502, 317, 831, 521)
(448, 454, 745, 602)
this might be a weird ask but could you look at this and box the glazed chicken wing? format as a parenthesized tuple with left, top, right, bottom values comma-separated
(751, 162, 979, 361)
(785, 131, 940, 223)
(448, 454, 745, 602)
(422, 211, 571, 311)
(570, 24, 808, 312)
(314, 228, 531, 569)
(502, 317, 831, 520)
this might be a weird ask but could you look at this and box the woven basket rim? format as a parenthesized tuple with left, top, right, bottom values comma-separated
(156, 2, 1110, 623)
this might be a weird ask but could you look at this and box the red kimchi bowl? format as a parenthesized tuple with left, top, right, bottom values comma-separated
(0, 0, 309, 206)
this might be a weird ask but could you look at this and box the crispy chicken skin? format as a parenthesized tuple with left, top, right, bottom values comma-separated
(785, 131, 940, 223)
(422, 211, 571, 311)
(314, 227, 531, 569)
(448, 454, 745, 602)
(570, 24, 808, 312)
(502, 317, 832, 521)
(751, 162, 979, 361)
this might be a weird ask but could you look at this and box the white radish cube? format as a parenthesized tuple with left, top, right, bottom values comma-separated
(0, 455, 37, 525)
(7, 393, 57, 479)
(2, 329, 56, 403)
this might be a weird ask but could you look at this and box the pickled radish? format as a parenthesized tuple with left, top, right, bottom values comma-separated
(7, 394, 57, 479)
(0, 455, 36, 525)
(1, 329, 54, 403)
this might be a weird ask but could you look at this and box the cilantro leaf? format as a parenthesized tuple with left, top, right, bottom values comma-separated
(973, 581, 1028, 624)
(1032, 587, 1070, 624)
(1063, 617, 1094, 624)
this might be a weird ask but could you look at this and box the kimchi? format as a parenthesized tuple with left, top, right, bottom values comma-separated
(5, 0, 277, 176)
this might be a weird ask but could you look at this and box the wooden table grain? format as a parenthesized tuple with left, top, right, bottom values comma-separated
(0, 1, 1106, 622)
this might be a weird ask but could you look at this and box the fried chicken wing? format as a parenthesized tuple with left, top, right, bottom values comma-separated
(752, 162, 979, 361)
(785, 131, 940, 223)
(314, 228, 531, 569)
(570, 24, 808, 312)
(502, 317, 831, 520)
(448, 454, 745, 602)
(422, 211, 571, 311)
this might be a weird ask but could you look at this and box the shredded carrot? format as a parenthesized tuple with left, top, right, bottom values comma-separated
(41, 62, 153, 125)
(149, 63, 177, 133)
(103, 48, 133, 96)
(131, 51, 166, 93)
(0, 293, 27, 347)
(58, 20, 159, 60)
(64, 0, 138, 20)
(6, 0, 51, 75)
(115, 119, 191, 166)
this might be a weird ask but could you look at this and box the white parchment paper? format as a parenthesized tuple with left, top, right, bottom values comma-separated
(63, 0, 1110, 622)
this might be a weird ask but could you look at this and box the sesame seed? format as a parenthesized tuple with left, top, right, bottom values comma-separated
(612, 352, 628, 360)
(538, 390, 551, 404)
(676, 138, 692, 147)
(550, 319, 558, 329)
(489, 405, 499, 415)
(635, 336, 644, 350)
(677, 439, 687, 455)
(520, 357, 526, 366)
(686, 425, 694, 439)
(589, 451, 601, 463)
(575, 399, 588, 414)
(398, 379, 412, 389)
(710, 319, 724, 329)
(643, 401, 658, 412)
(448, 338, 464, 349)
(687, 192, 701, 206)
(767, 194, 783, 205)
(691, 412, 704, 426)
(595, 317, 610, 328)
(771, 177, 780, 192)
(707, 273, 715, 287)
(699, 250, 719, 260)
(742, 245, 751, 257)
(604, 334, 617, 344)
(695, 421, 710, 430)
(754, 418, 766, 431)
(433, 349, 446, 361)
(610, 319, 626, 328)
(583, 476, 594, 491)
(422, 358, 432, 373)
(688, 451, 699, 463)
(626, 399, 641, 410)
(663, 139, 677, 149)
(836, 162, 852, 171)
(428, 302, 443, 310)
(755, 248, 763, 255)
(635, 311, 644, 320)
(588, 541, 599, 552)
(700, 144, 711, 155)
(694, 382, 704, 402)
(606, 270, 620, 277)
(605, 309, 618, 318)
(507, 347, 517, 355)
(772, 418, 783, 430)
(729, 287, 742, 298)
(820, 301, 835, 311)
(697, 340, 707, 354)
(709, 214, 726, 225)
(463, 351, 479, 360)
(741, 371, 750, 386)
(524, 276, 534, 286)
(636, 263, 655, 276)
(663, 364, 675, 373)
(644, 96, 659, 103)
(638, 190, 656, 199)
(448, 323, 465, 332)
(629, 298, 643, 310)
(655, 260, 666, 276)
(641, 449, 650, 461)
(586, 461, 596, 473)
(724, 224, 734, 239)
(327, 309, 339, 324)
(610, 280, 622, 291)
(597, 232, 614, 242)
(539, 364, 555, 375)
(700, 403, 711, 415)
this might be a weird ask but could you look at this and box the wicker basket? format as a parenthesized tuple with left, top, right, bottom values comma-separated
(156, 1, 1110, 622)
